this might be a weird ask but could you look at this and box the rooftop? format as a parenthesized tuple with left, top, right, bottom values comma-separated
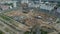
(40, 3, 56, 11)
(41, 0, 60, 2)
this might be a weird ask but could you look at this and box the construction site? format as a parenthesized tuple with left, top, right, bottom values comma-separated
(2, 6, 60, 34)
(0, 0, 60, 34)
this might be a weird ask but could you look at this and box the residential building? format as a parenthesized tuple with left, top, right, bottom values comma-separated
(41, 0, 60, 2)
(39, 3, 56, 13)
(57, 7, 60, 13)
(21, 0, 29, 4)
(0, 0, 18, 10)
(0, 5, 9, 10)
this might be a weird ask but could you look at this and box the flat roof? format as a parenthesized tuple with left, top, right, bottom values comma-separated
(57, 7, 60, 13)
(41, 0, 60, 2)
(0, 1, 18, 4)
(40, 4, 55, 11)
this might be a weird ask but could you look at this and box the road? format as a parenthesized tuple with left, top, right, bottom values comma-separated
(0, 7, 30, 34)
(0, 14, 30, 31)
(0, 6, 59, 34)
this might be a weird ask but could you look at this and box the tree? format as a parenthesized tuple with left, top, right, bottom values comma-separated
(40, 29, 48, 34)
(0, 30, 4, 34)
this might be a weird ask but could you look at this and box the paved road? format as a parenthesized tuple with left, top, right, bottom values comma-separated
(0, 20, 19, 32)
(0, 7, 30, 34)
(0, 14, 30, 31)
